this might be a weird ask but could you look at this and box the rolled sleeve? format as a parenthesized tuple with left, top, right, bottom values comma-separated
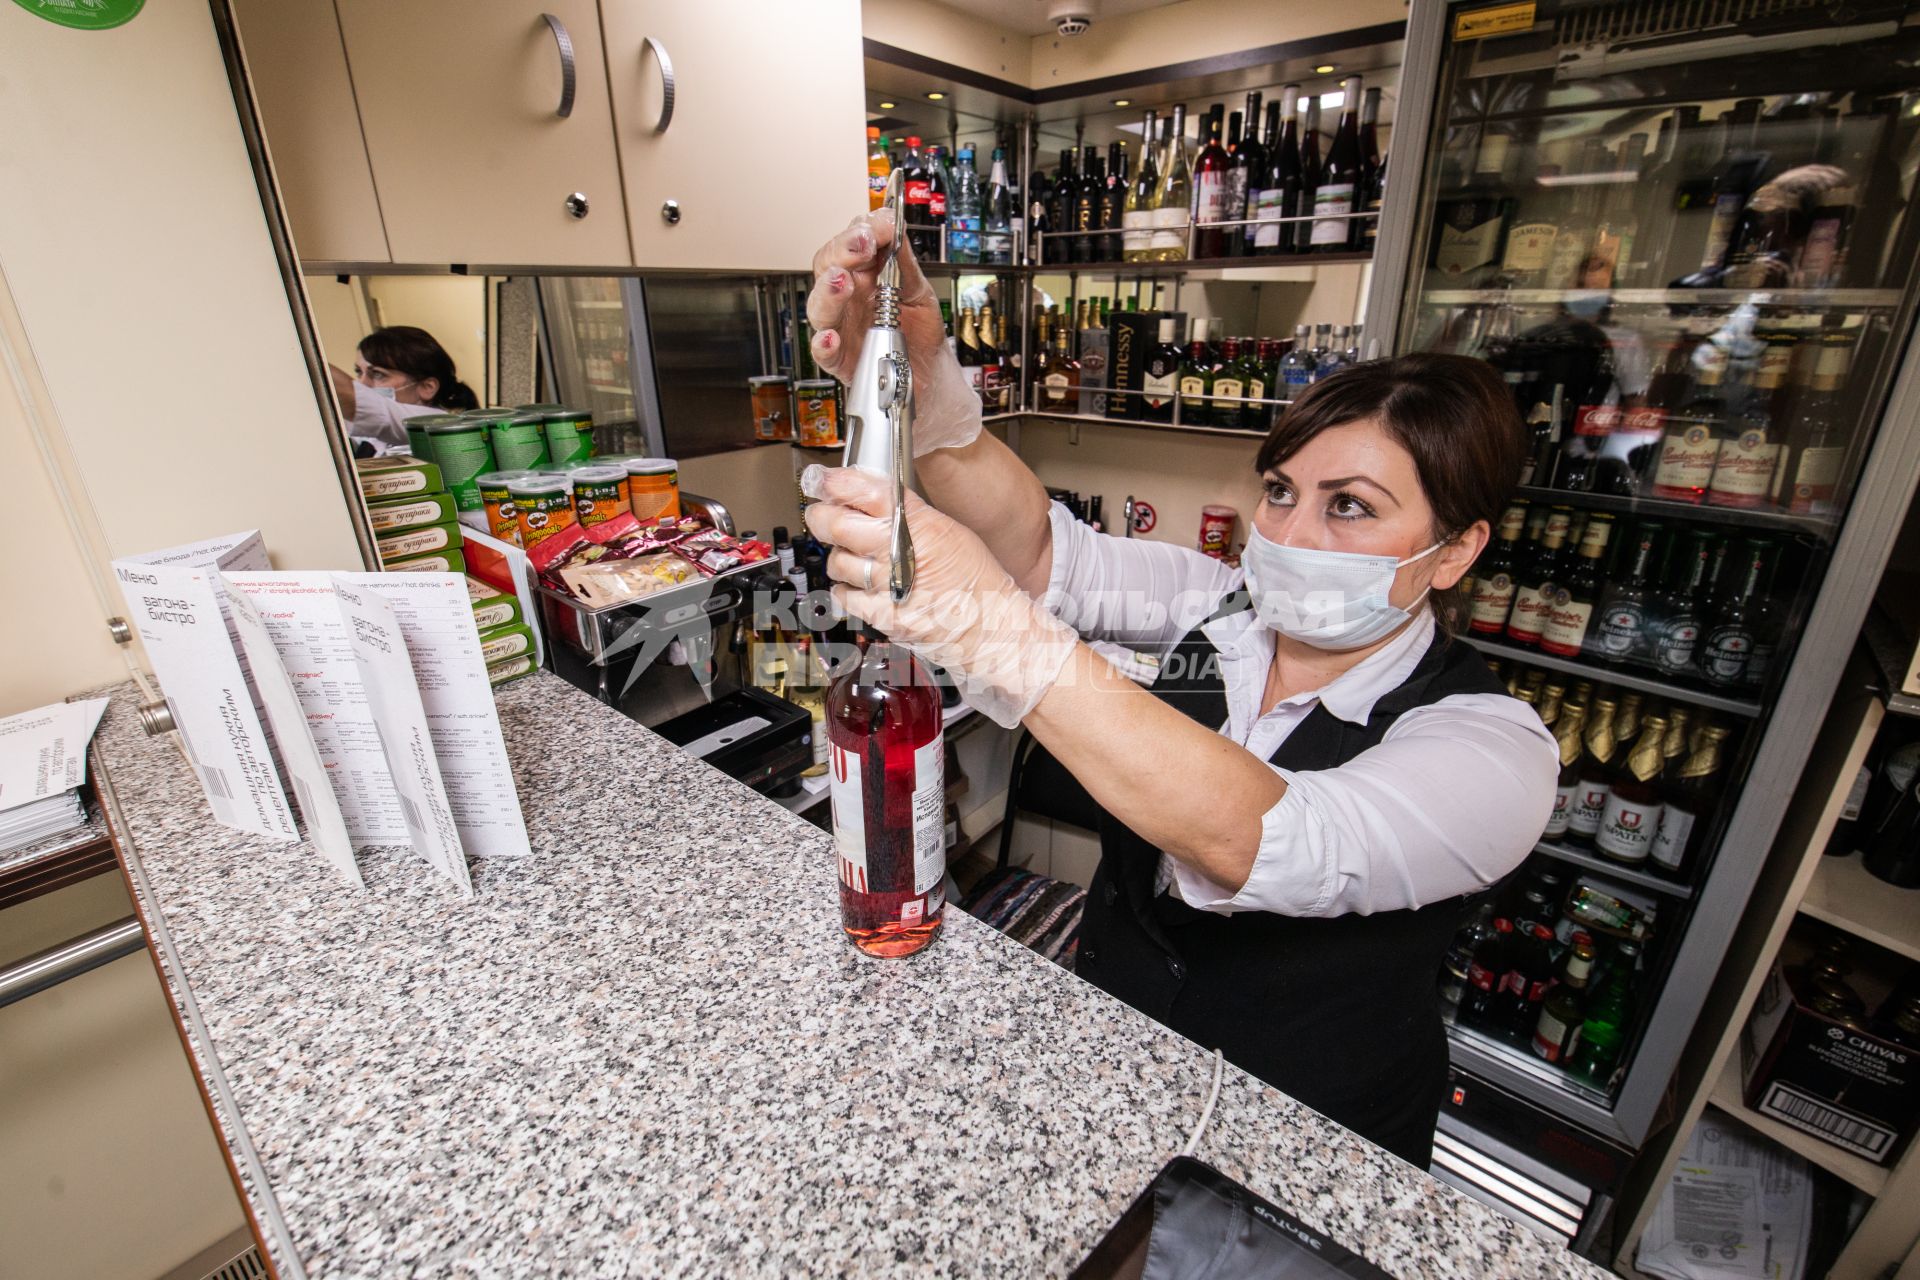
(1177, 692, 1558, 918)
(1041, 500, 1240, 656)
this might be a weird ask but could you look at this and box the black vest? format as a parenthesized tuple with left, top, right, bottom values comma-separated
(1077, 605, 1509, 1167)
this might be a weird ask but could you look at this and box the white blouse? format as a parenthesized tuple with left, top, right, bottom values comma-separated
(1040, 501, 1557, 918)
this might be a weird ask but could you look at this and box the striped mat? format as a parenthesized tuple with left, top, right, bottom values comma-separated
(962, 867, 1085, 970)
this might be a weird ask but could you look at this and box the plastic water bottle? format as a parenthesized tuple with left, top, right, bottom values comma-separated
(949, 147, 982, 264)
(983, 148, 1013, 265)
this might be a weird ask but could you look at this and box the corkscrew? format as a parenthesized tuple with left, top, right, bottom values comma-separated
(842, 170, 916, 603)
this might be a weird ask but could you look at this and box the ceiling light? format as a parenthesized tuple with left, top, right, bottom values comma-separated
(1314, 64, 1337, 74)
(1113, 98, 1131, 107)
(878, 100, 896, 109)
(926, 91, 946, 100)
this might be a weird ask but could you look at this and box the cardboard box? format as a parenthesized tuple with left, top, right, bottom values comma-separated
(354, 455, 444, 502)
(383, 548, 468, 575)
(1743, 961, 1918, 1166)
(366, 491, 457, 534)
(376, 519, 461, 564)
(465, 576, 523, 632)
(1104, 310, 1182, 423)
(1077, 325, 1111, 417)
(477, 621, 536, 666)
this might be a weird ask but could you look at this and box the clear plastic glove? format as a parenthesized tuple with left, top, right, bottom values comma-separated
(802, 464, 1077, 728)
(807, 210, 983, 457)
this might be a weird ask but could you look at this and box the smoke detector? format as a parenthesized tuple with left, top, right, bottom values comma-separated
(1046, 0, 1095, 36)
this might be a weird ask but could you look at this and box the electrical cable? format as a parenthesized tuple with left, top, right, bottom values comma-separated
(1181, 1048, 1226, 1158)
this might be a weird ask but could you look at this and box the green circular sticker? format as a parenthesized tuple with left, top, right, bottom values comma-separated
(12, 0, 144, 30)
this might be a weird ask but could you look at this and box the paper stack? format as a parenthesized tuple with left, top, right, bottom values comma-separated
(0, 698, 108, 854)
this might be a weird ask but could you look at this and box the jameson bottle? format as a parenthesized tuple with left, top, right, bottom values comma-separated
(828, 634, 946, 957)
(1596, 714, 1670, 865)
(1542, 702, 1589, 841)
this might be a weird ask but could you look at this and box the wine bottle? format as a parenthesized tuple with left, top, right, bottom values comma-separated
(1359, 86, 1384, 252)
(1152, 105, 1192, 262)
(1311, 77, 1363, 251)
(1232, 91, 1265, 256)
(1047, 148, 1077, 265)
(1256, 86, 1302, 256)
(1296, 95, 1323, 254)
(1193, 106, 1232, 258)
(828, 635, 946, 957)
(1123, 109, 1160, 262)
(1100, 142, 1128, 261)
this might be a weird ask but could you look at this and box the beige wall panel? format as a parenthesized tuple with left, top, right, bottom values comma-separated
(0, 3, 361, 589)
(361, 275, 491, 404)
(230, 0, 391, 264)
(1016, 420, 1264, 554)
(1029, 0, 1406, 85)
(861, 0, 1033, 83)
(605, 0, 869, 270)
(680, 445, 806, 541)
(303, 274, 374, 374)
(335, 0, 632, 267)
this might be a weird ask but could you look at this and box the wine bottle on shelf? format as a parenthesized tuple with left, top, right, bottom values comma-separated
(1297, 95, 1323, 254)
(1312, 76, 1363, 252)
(1257, 86, 1303, 256)
(1153, 105, 1192, 262)
(1564, 695, 1620, 847)
(1649, 722, 1730, 877)
(1541, 701, 1589, 841)
(1123, 109, 1160, 262)
(1359, 86, 1384, 253)
(1071, 145, 1103, 265)
(1047, 148, 1077, 264)
(1100, 142, 1129, 262)
(1232, 91, 1265, 256)
(1697, 99, 1767, 277)
(1193, 107, 1232, 258)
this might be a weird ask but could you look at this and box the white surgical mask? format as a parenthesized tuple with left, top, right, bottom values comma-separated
(363, 383, 398, 401)
(1241, 525, 1442, 650)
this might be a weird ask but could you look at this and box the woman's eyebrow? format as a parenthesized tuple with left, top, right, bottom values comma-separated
(1318, 474, 1401, 506)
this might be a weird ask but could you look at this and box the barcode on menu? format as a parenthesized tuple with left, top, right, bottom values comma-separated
(199, 765, 233, 800)
(1759, 1081, 1895, 1158)
(399, 791, 426, 837)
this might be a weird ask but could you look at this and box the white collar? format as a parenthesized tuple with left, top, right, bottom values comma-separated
(1202, 599, 1436, 728)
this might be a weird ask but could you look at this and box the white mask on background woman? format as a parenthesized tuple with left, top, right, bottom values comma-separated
(1240, 526, 1442, 650)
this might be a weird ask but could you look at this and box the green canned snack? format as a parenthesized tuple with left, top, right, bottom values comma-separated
(542, 408, 595, 467)
(490, 412, 551, 470)
(424, 419, 496, 512)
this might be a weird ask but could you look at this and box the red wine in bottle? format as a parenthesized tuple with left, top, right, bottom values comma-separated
(828, 635, 946, 957)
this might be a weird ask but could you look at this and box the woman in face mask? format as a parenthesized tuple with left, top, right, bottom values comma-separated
(802, 211, 1556, 1166)
(326, 325, 480, 452)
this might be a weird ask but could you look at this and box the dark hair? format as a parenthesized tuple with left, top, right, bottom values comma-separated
(357, 325, 479, 411)
(1255, 352, 1525, 541)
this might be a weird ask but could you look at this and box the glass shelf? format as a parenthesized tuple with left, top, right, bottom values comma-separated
(1532, 839, 1695, 900)
(1420, 287, 1903, 309)
(1510, 485, 1836, 538)
(1462, 634, 1764, 718)
(1445, 1020, 1614, 1110)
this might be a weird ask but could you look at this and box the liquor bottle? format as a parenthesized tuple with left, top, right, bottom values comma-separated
(1123, 109, 1160, 262)
(1192, 107, 1232, 259)
(1546, 138, 1608, 289)
(1041, 318, 1082, 411)
(1231, 337, 1267, 431)
(1153, 105, 1193, 262)
(1069, 145, 1102, 265)
(789, 634, 829, 778)
(1588, 133, 1646, 290)
(1297, 96, 1323, 255)
(1500, 142, 1562, 288)
(1542, 702, 1589, 841)
(1177, 322, 1216, 425)
(1309, 322, 1332, 372)
(900, 136, 939, 260)
(1650, 346, 1727, 502)
(1460, 916, 1516, 1031)
(1316, 325, 1353, 381)
(1231, 91, 1265, 257)
(1532, 934, 1597, 1063)
(1650, 722, 1730, 877)
(995, 312, 1018, 411)
(1100, 142, 1129, 262)
(983, 147, 1014, 266)
(1507, 508, 1573, 648)
(1700, 538, 1769, 689)
(1440, 902, 1496, 1023)
(1142, 316, 1181, 422)
(947, 146, 980, 264)
(1047, 148, 1077, 264)
(1591, 521, 1661, 665)
(1433, 126, 1513, 281)
(828, 635, 946, 957)
(977, 305, 1004, 413)
(1566, 695, 1620, 846)
(1207, 337, 1247, 429)
(1871, 994, 1920, 1048)
(866, 126, 890, 212)
(1699, 99, 1766, 276)
(1311, 77, 1363, 252)
(956, 306, 984, 401)
(1567, 942, 1639, 1087)
(1257, 86, 1303, 255)
(1027, 164, 1053, 266)
(1359, 86, 1384, 252)
(1650, 530, 1714, 678)
(1595, 713, 1670, 865)
(1469, 504, 1529, 635)
(1540, 514, 1611, 658)
(1799, 127, 1859, 288)
(1279, 323, 1314, 401)
(1780, 333, 1850, 516)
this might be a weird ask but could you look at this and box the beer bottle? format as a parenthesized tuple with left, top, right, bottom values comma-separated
(1615, 691, 1643, 745)
(1780, 333, 1850, 517)
(1532, 932, 1597, 1063)
(1460, 917, 1516, 1031)
(1566, 696, 1619, 846)
(1651, 530, 1716, 678)
(1701, 538, 1769, 688)
(1567, 940, 1639, 1087)
(1507, 508, 1574, 648)
(1706, 329, 1792, 510)
(1470, 503, 1529, 635)
(1541, 514, 1612, 657)
(1596, 713, 1670, 865)
(1650, 345, 1727, 503)
(1592, 521, 1662, 665)
(1651, 724, 1729, 877)
(1542, 702, 1588, 842)
(1538, 681, 1567, 730)
(1440, 901, 1496, 1023)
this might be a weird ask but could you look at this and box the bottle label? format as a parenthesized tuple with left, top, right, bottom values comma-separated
(1281, 362, 1313, 391)
(1149, 206, 1188, 251)
(1702, 624, 1753, 684)
(1539, 589, 1593, 657)
(1435, 206, 1504, 276)
(929, 190, 947, 218)
(1655, 616, 1699, 673)
(831, 737, 945, 902)
(868, 169, 889, 200)
(1503, 221, 1556, 271)
(1506, 583, 1551, 641)
(1177, 376, 1208, 413)
(1252, 188, 1288, 249)
(1707, 432, 1781, 508)
(1595, 600, 1647, 659)
(1788, 446, 1843, 515)
(1310, 182, 1356, 245)
(1213, 377, 1243, 403)
(1544, 781, 1577, 837)
(1225, 171, 1249, 225)
(1044, 372, 1072, 404)
(1243, 185, 1266, 243)
(1568, 782, 1611, 836)
(1247, 377, 1265, 402)
(1121, 209, 1153, 253)
(1595, 792, 1656, 861)
(1195, 172, 1229, 228)
(1652, 424, 1718, 500)
(904, 179, 932, 208)
(1573, 405, 1620, 438)
(1649, 805, 1694, 871)
(1533, 1008, 1573, 1062)
(962, 364, 984, 393)
(1143, 370, 1176, 409)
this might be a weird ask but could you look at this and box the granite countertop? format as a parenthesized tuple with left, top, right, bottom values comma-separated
(94, 673, 1606, 1279)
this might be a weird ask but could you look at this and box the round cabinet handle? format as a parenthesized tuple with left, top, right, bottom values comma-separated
(566, 192, 590, 219)
(661, 199, 680, 225)
(107, 616, 132, 646)
(540, 14, 577, 119)
(642, 35, 675, 133)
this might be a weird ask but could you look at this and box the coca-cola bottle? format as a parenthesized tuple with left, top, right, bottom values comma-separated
(828, 633, 948, 957)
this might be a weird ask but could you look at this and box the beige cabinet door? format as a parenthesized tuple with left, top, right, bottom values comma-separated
(231, 0, 390, 263)
(335, 0, 631, 267)
(601, 0, 868, 271)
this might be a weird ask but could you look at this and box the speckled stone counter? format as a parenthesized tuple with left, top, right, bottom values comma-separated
(94, 673, 1606, 1279)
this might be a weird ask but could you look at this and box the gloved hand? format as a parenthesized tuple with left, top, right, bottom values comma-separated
(807, 210, 983, 457)
(801, 464, 1078, 728)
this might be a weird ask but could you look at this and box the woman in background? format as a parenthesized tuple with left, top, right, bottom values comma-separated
(328, 325, 479, 452)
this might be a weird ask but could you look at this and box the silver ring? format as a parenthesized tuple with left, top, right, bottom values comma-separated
(862, 559, 874, 592)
